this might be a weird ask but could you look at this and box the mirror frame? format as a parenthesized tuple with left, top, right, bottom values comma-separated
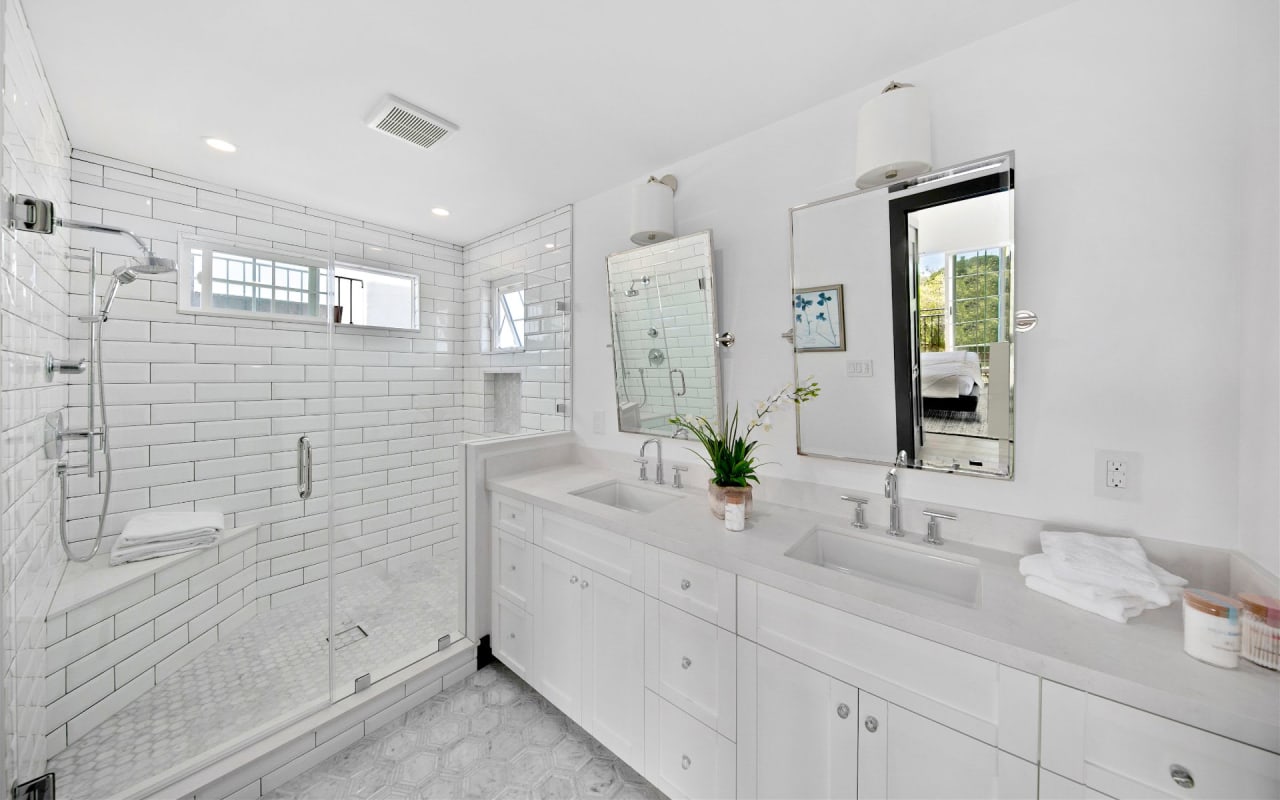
(606, 229, 724, 437)
(788, 152, 1016, 478)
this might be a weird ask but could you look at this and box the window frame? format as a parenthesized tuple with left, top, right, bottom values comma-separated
(491, 280, 526, 353)
(178, 234, 421, 331)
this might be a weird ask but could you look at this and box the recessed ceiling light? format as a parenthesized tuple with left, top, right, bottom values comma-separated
(545, 243, 555, 249)
(204, 137, 237, 153)
(431, 207, 450, 217)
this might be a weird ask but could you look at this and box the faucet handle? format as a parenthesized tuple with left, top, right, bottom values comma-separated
(922, 509, 957, 546)
(839, 495, 869, 529)
(671, 465, 688, 489)
(633, 457, 649, 482)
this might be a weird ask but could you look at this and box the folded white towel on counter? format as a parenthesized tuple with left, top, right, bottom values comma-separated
(118, 512, 225, 546)
(1023, 576, 1147, 624)
(1019, 531, 1187, 623)
(110, 535, 219, 566)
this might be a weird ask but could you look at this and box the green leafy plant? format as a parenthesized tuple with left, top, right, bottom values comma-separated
(669, 379, 820, 487)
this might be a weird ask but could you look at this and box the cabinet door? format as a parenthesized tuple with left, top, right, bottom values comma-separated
(581, 570, 645, 767)
(860, 691, 1037, 800)
(749, 646, 858, 799)
(531, 546, 584, 718)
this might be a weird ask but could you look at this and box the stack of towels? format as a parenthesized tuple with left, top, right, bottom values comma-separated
(109, 512, 226, 566)
(1019, 530, 1186, 623)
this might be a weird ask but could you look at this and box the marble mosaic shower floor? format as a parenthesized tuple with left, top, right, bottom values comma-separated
(263, 664, 665, 800)
(51, 554, 460, 800)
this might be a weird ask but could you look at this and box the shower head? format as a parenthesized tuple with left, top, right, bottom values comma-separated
(99, 257, 177, 318)
(112, 256, 176, 283)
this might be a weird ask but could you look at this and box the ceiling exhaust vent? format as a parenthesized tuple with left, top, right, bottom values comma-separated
(366, 95, 457, 151)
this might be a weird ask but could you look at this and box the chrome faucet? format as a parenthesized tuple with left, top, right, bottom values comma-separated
(640, 438, 664, 485)
(884, 450, 908, 537)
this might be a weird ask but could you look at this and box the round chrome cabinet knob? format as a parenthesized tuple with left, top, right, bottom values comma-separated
(836, 703, 850, 719)
(1169, 764, 1194, 789)
(864, 715, 879, 733)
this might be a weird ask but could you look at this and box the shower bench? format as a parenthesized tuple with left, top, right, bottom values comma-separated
(43, 524, 260, 757)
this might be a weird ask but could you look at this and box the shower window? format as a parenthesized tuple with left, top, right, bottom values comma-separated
(178, 236, 421, 330)
(493, 281, 525, 351)
(179, 236, 329, 322)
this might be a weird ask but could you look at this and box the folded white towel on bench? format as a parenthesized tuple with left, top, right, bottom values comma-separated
(118, 512, 225, 545)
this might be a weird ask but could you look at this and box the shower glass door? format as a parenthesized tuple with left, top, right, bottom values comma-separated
(327, 253, 465, 703)
(45, 233, 338, 799)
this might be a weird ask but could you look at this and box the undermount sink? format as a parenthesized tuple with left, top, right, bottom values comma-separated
(570, 480, 681, 513)
(785, 527, 981, 606)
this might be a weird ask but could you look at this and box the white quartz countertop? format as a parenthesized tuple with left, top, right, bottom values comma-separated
(489, 465, 1280, 754)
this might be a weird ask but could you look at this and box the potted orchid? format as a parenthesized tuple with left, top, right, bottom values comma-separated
(669, 379, 820, 519)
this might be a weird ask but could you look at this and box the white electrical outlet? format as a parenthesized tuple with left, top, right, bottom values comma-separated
(1095, 449, 1142, 500)
(1105, 459, 1127, 489)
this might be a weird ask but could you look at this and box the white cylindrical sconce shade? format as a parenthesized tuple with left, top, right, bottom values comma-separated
(854, 83, 932, 189)
(630, 175, 677, 245)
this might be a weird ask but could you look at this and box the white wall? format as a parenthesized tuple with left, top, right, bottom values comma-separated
(1235, 0, 1280, 577)
(0, 0, 71, 783)
(572, 0, 1279, 561)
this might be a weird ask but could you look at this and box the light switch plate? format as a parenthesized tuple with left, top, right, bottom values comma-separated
(846, 359, 874, 378)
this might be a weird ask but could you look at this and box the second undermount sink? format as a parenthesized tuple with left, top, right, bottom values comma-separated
(785, 527, 981, 606)
(570, 479, 681, 513)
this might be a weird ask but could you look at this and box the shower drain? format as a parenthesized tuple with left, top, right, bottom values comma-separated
(328, 625, 368, 650)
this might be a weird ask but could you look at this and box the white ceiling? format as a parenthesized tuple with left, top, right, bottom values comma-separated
(26, 1, 1071, 244)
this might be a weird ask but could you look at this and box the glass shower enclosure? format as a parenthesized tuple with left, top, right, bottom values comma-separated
(24, 222, 466, 797)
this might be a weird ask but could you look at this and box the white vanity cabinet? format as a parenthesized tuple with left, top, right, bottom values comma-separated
(738, 641, 1036, 800)
(529, 537, 646, 767)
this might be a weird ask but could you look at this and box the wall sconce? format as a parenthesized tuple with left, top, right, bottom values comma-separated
(630, 174, 678, 245)
(854, 81, 932, 189)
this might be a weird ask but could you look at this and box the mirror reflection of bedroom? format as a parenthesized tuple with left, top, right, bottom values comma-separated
(908, 189, 1012, 473)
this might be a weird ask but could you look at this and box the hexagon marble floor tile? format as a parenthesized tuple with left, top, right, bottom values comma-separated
(262, 664, 666, 800)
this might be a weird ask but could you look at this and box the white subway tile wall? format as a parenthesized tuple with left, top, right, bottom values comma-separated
(0, 0, 72, 784)
(64, 148, 469, 608)
(461, 207, 572, 435)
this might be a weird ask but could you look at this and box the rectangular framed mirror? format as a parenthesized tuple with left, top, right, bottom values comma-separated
(790, 153, 1016, 478)
(607, 230, 722, 435)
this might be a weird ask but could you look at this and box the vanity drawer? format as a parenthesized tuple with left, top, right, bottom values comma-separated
(492, 596, 532, 680)
(1042, 682, 1280, 799)
(645, 598, 736, 739)
(494, 529, 532, 609)
(535, 509, 644, 589)
(644, 691, 735, 800)
(491, 493, 529, 537)
(648, 548, 736, 630)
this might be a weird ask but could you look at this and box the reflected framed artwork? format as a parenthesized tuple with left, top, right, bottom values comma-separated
(793, 284, 845, 352)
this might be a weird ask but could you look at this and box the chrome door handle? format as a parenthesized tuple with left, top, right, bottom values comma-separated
(670, 368, 687, 397)
(297, 435, 313, 499)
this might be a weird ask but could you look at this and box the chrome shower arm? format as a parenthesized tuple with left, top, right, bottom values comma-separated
(57, 218, 152, 259)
